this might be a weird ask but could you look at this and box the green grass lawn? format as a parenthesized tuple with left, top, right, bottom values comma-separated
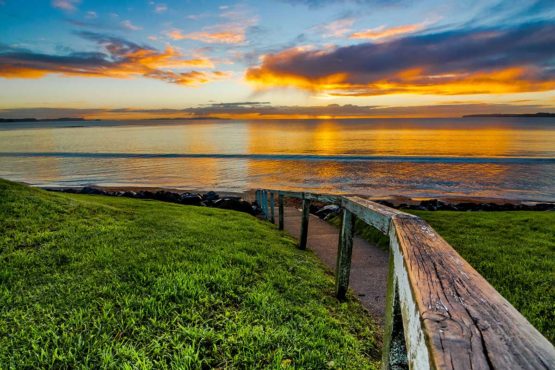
(331, 208, 555, 343)
(0, 179, 381, 369)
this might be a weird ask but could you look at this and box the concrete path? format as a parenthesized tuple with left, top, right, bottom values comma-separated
(277, 207, 389, 323)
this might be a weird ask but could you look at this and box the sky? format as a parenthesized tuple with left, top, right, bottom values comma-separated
(0, 0, 554, 119)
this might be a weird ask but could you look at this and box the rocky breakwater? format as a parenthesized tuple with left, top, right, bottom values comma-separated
(305, 198, 554, 221)
(51, 187, 257, 215)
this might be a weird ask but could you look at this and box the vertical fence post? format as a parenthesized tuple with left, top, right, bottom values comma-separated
(270, 191, 275, 224)
(255, 190, 260, 212)
(278, 193, 284, 230)
(335, 209, 355, 300)
(299, 195, 311, 250)
(382, 249, 407, 370)
(263, 191, 269, 220)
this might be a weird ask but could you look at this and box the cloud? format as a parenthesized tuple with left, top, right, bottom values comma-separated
(317, 18, 355, 38)
(85, 11, 97, 19)
(279, 0, 404, 8)
(2, 102, 553, 120)
(0, 32, 227, 86)
(168, 4, 256, 44)
(155, 3, 167, 13)
(350, 22, 427, 41)
(168, 26, 246, 44)
(52, 0, 79, 11)
(121, 20, 142, 31)
(246, 22, 555, 96)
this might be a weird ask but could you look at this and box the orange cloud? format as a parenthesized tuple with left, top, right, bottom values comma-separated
(350, 23, 426, 40)
(168, 26, 246, 44)
(0, 32, 226, 86)
(247, 61, 555, 96)
(245, 23, 555, 96)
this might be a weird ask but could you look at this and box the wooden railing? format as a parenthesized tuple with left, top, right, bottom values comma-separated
(255, 189, 555, 370)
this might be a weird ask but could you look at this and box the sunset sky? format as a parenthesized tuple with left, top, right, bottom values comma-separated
(1, 0, 554, 119)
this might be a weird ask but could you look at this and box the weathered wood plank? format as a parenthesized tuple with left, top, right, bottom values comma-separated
(391, 214, 555, 370)
(299, 197, 311, 250)
(278, 193, 284, 230)
(335, 209, 355, 300)
(270, 191, 275, 224)
(343, 196, 408, 234)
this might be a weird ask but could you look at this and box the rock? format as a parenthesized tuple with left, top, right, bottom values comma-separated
(534, 203, 555, 211)
(212, 197, 254, 215)
(419, 199, 447, 211)
(135, 191, 154, 199)
(80, 187, 105, 195)
(376, 200, 395, 208)
(315, 204, 341, 219)
(203, 191, 219, 202)
(153, 190, 181, 203)
(455, 202, 480, 211)
(179, 193, 203, 206)
(122, 191, 137, 198)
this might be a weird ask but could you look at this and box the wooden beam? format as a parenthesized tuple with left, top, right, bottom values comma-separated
(335, 209, 355, 300)
(270, 191, 275, 224)
(278, 193, 284, 230)
(343, 196, 407, 234)
(390, 214, 555, 369)
(299, 197, 311, 250)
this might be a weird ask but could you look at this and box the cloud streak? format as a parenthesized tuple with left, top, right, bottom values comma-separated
(0, 32, 228, 86)
(2, 102, 553, 120)
(350, 22, 427, 41)
(246, 22, 555, 96)
(52, 0, 79, 11)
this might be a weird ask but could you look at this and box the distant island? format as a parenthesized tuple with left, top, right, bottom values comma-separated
(463, 112, 555, 118)
(0, 117, 101, 123)
(139, 116, 228, 121)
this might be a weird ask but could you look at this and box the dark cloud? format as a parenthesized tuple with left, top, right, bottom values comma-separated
(246, 22, 555, 96)
(0, 32, 226, 85)
(2, 103, 554, 120)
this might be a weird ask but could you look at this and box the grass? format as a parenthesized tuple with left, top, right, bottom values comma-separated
(330, 209, 555, 343)
(0, 179, 381, 369)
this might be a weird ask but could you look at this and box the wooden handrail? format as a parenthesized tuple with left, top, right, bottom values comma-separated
(255, 189, 555, 370)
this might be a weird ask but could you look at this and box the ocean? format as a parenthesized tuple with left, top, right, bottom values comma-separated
(0, 117, 554, 201)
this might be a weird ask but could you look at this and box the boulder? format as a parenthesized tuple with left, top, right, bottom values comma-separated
(212, 197, 254, 215)
(314, 204, 341, 219)
(203, 191, 219, 202)
(179, 193, 203, 206)
(153, 190, 181, 203)
(80, 187, 105, 195)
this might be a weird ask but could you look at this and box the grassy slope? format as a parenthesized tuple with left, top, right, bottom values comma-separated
(331, 209, 554, 343)
(0, 179, 381, 369)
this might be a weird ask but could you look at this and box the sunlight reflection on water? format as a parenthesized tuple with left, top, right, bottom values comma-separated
(0, 118, 554, 200)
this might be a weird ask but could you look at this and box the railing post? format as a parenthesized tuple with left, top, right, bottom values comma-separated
(299, 195, 310, 250)
(382, 247, 407, 370)
(255, 190, 260, 212)
(335, 209, 355, 300)
(262, 190, 268, 219)
(278, 193, 284, 230)
(270, 191, 275, 224)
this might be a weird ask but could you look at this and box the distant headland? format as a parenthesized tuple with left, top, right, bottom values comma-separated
(0, 117, 100, 123)
(462, 112, 555, 118)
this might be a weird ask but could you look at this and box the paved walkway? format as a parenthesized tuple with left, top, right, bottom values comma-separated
(277, 207, 389, 323)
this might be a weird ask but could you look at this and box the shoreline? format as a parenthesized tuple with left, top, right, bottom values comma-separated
(37, 184, 555, 211)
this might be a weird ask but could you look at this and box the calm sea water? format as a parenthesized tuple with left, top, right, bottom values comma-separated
(0, 118, 554, 201)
